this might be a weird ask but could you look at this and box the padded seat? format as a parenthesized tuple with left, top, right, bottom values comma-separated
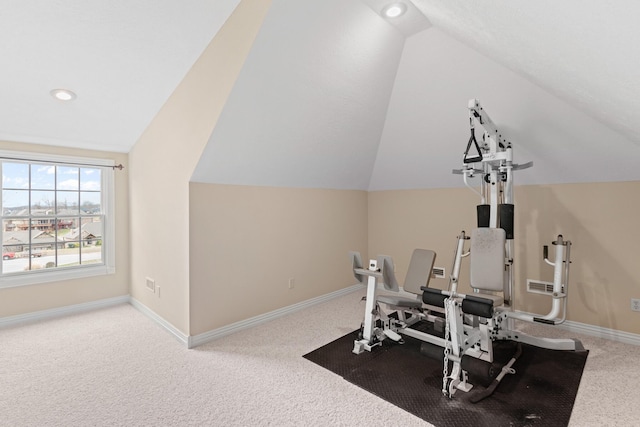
(469, 228, 506, 309)
(377, 294, 422, 309)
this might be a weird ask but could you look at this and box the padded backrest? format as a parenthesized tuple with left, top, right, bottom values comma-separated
(349, 251, 364, 284)
(378, 255, 399, 292)
(470, 228, 506, 292)
(403, 249, 436, 295)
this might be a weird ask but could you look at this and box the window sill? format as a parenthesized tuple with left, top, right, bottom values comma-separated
(0, 265, 115, 289)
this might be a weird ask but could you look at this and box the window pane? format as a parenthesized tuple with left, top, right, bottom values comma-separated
(81, 240, 102, 265)
(24, 245, 49, 271)
(2, 218, 22, 271)
(59, 246, 80, 268)
(3, 220, 18, 238)
(80, 218, 103, 266)
(2, 162, 29, 189)
(58, 217, 79, 268)
(80, 192, 101, 214)
(3, 219, 26, 248)
(57, 217, 79, 238)
(80, 168, 101, 191)
(57, 167, 79, 190)
(80, 218, 102, 240)
(31, 190, 55, 215)
(32, 221, 58, 248)
(31, 164, 55, 190)
(56, 191, 79, 214)
(2, 246, 20, 273)
(30, 218, 53, 233)
(2, 190, 29, 216)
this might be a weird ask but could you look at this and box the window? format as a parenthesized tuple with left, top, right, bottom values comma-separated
(1, 151, 116, 288)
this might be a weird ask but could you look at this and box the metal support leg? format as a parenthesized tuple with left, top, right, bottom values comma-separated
(353, 274, 383, 354)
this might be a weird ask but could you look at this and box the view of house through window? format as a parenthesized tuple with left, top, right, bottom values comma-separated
(2, 160, 104, 275)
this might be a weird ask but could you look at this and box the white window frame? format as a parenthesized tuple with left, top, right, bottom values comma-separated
(0, 150, 116, 288)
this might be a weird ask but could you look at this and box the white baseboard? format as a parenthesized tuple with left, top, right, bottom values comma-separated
(512, 309, 640, 346)
(3, 287, 638, 349)
(188, 284, 364, 348)
(556, 318, 640, 346)
(0, 295, 130, 329)
(129, 298, 189, 347)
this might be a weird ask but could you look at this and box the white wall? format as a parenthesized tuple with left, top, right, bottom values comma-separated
(369, 27, 640, 190)
(192, 0, 405, 190)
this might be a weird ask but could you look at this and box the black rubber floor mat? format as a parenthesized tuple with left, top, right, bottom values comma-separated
(303, 329, 588, 427)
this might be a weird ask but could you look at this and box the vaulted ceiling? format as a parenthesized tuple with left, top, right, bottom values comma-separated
(0, 0, 240, 152)
(3, 0, 640, 189)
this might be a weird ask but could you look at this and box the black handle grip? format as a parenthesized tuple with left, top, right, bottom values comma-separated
(464, 129, 483, 164)
(543, 245, 548, 260)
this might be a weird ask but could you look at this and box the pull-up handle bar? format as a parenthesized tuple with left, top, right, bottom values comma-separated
(463, 128, 483, 164)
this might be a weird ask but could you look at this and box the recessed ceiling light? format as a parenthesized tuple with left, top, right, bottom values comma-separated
(383, 3, 407, 18)
(50, 89, 77, 101)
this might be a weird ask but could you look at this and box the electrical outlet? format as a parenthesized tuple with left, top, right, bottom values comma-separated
(146, 277, 155, 293)
(288, 278, 295, 289)
(632, 298, 640, 312)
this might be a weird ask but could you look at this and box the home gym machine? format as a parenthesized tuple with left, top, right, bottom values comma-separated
(350, 99, 583, 402)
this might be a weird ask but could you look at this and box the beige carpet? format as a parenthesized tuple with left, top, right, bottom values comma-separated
(1, 290, 639, 426)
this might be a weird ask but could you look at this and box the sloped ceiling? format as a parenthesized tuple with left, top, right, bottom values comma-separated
(2, 1, 640, 189)
(368, 27, 640, 190)
(192, 0, 406, 189)
(411, 0, 640, 144)
(194, 0, 640, 190)
(0, 0, 240, 152)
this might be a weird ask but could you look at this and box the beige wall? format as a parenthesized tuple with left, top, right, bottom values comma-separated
(189, 183, 368, 335)
(515, 181, 640, 334)
(369, 181, 640, 335)
(0, 141, 129, 317)
(128, 0, 272, 334)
